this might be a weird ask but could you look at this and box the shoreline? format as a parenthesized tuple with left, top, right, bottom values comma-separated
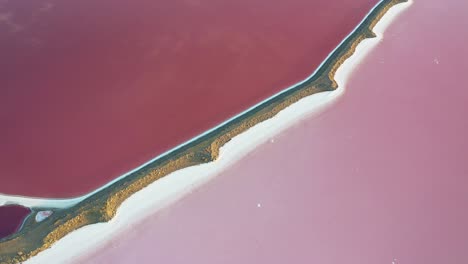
(0, 0, 389, 208)
(0, 0, 401, 208)
(0, 1, 410, 263)
(29, 89, 342, 264)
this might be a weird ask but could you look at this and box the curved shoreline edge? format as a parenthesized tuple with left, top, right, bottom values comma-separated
(1, 0, 398, 208)
(0, 0, 408, 262)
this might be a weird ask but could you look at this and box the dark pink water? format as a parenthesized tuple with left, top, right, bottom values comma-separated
(0, 0, 378, 197)
(81, 1, 468, 263)
(0, 205, 30, 239)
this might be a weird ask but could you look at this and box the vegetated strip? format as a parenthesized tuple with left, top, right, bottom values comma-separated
(0, 0, 406, 263)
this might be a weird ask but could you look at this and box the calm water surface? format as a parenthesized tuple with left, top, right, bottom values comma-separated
(0, 205, 30, 239)
(0, 0, 377, 197)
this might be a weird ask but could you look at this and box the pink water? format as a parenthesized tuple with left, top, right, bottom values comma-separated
(0, 205, 30, 239)
(0, 0, 378, 198)
(81, 0, 468, 263)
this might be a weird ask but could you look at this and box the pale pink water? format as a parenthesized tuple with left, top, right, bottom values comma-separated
(81, 1, 468, 263)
